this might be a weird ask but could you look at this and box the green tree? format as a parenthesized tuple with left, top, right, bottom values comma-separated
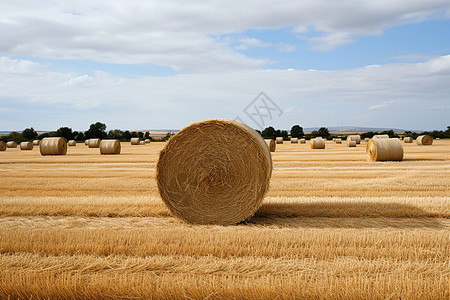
(74, 131, 85, 141)
(122, 131, 131, 141)
(130, 131, 138, 138)
(317, 127, 330, 139)
(107, 129, 124, 140)
(310, 130, 319, 138)
(261, 126, 276, 139)
(144, 131, 150, 139)
(56, 127, 74, 141)
(290, 125, 304, 138)
(7, 132, 24, 143)
(280, 130, 289, 140)
(22, 128, 38, 140)
(137, 132, 144, 139)
(85, 122, 107, 139)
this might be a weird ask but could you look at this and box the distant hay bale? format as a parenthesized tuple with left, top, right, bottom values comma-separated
(140, 140, 146, 145)
(364, 137, 369, 142)
(6, 141, 17, 148)
(130, 137, 141, 145)
(0, 141, 6, 151)
(335, 138, 342, 144)
(290, 137, 298, 143)
(20, 141, 33, 150)
(99, 139, 121, 155)
(84, 140, 89, 145)
(347, 135, 361, 144)
(416, 135, 433, 145)
(264, 139, 276, 152)
(276, 137, 283, 144)
(156, 119, 272, 225)
(33, 140, 40, 146)
(299, 138, 306, 144)
(372, 134, 389, 140)
(347, 140, 356, 147)
(40, 137, 67, 156)
(68, 140, 77, 146)
(145, 139, 151, 143)
(311, 137, 325, 149)
(366, 138, 403, 161)
(88, 138, 101, 148)
(404, 137, 413, 143)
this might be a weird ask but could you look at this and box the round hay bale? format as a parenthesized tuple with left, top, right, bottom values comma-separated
(366, 138, 403, 161)
(145, 139, 151, 143)
(6, 141, 17, 148)
(372, 134, 389, 140)
(40, 137, 67, 156)
(364, 137, 369, 142)
(335, 138, 342, 144)
(404, 137, 413, 143)
(299, 138, 306, 144)
(416, 135, 433, 145)
(347, 140, 356, 147)
(275, 137, 283, 144)
(20, 141, 33, 150)
(140, 140, 146, 145)
(68, 140, 77, 146)
(156, 119, 272, 225)
(290, 137, 298, 143)
(100, 139, 121, 155)
(266, 139, 276, 152)
(33, 140, 40, 146)
(311, 138, 325, 149)
(130, 137, 141, 145)
(84, 140, 89, 145)
(347, 135, 361, 144)
(0, 141, 6, 151)
(88, 138, 101, 148)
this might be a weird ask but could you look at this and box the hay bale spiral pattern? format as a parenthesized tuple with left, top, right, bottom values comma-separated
(366, 138, 403, 161)
(416, 135, 433, 145)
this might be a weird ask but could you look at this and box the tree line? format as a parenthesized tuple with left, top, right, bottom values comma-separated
(0, 122, 172, 143)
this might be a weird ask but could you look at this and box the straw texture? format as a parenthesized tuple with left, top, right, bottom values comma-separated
(88, 138, 101, 148)
(347, 135, 361, 144)
(366, 138, 403, 161)
(0, 141, 6, 151)
(299, 139, 306, 144)
(68, 140, 77, 146)
(335, 138, 342, 144)
(6, 141, 17, 148)
(145, 139, 151, 143)
(404, 137, 413, 143)
(265, 139, 276, 152)
(311, 138, 325, 149)
(416, 135, 433, 145)
(130, 138, 141, 145)
(290, 138, 298, 143)
(99, 139, 121, 155)
(276, 137, 283, 144)
(40, 137, 67, 156)
(156, 119, 272, 225)
(347, 140, 356, 147)
(19, 141, 33, 150)
(32, 140, 40, 146)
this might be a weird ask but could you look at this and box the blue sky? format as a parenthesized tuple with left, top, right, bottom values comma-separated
(0, 1, 449, 132)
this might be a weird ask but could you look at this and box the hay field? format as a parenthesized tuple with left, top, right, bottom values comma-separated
(1, 140, 449, 299)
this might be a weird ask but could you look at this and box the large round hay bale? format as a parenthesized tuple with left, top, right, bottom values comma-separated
(290, 137, 298, 143)
(372, 134, 389, 140)
(145, 139, 151, 143)
(366, 138, 403, 161)
(32, 140, 40, 146)
(88, 138, 101, 148)
(99, 139, 121, 155)
(275, 137, 283, 144)
(347, 135, 361, 144)
(6, 141, 17, 148)
(347, 140, 356, 147)
(335, 138, 342, 144)
(40, 137, 67, 156)
(20, 141, 33, 150)
(156, 119, 272, 225)
(299, 138, 306, 144)
(404, 137, 413, 143)
(68, 140, 77, 146)
(311, 138, 325, 149)
(130, 137, 141, 145)
(0, 141, 6, 151)
(416, 135, 433, 145)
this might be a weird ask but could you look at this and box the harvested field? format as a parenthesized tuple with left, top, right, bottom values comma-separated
(1, 140, 449, 299)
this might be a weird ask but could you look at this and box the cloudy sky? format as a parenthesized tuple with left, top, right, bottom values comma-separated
(1, 1, 449, 132)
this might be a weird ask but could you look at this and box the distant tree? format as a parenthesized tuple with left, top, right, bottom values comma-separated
(22, 128, 38, 140)
(7, 132, 24, 143)
(255, 129, 262, 136)
(84, 122, 107, 139)
(380, 130, 395, 138)
(280, 130, 289, 140)
(37, 132, 49, 140)
(122, 130, 131, 141)
(74, 131, 85, 141)
(310, 130, 319, 138)
(261, 126, 276, 139)
(56, 127, 74, 141)
(107, 129, 124, 140)
(317, 127, 330, 139)
(137, 132, 144, 139)
(290, 125, 304, 138)
(130, 131, 138, 138)
(144, 131, 150, 139)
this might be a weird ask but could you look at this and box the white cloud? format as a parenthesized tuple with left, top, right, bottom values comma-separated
(369, 101, 394, 110)
(0, 1, 449, 71)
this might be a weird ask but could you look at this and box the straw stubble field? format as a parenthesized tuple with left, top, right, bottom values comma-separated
(1, 140, 449, 299)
